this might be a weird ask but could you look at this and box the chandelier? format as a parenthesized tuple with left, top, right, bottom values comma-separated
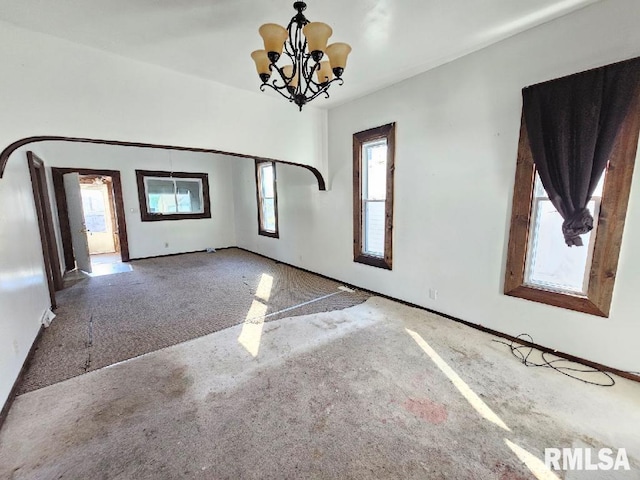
(251, 1, 352, 111)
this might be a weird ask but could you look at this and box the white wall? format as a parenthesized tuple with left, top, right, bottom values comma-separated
(35, 142, 238, 261)
(0, 18, 327, 409)
(235, 0, 640, 371)
(0, 151, 51, 411)
(3, 0, 640, 412)
(0, 20, 327, 175)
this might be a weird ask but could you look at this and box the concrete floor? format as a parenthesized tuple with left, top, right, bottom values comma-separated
(89, 252, 132, 277)
(1, 297, 639, 479)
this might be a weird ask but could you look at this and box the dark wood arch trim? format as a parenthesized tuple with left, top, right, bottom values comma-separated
(0, 136, 327, 190)
(52, 167, 130, 270)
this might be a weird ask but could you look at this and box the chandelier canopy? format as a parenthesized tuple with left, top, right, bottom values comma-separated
(251, 2, 351, 111)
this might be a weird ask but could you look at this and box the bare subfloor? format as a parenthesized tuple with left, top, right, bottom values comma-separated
(1, 297, 639, 479)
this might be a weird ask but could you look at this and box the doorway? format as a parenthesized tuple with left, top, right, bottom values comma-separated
(80, 175, 126, 273)
(52, 167, 130, 276)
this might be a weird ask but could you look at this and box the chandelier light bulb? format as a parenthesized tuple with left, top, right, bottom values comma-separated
(258, 23, 288, 63)
(316, 61, 334, 84)
(326, 42, 352, 78)
(251, 50, 272, 83)
(302, 22, 333, 62)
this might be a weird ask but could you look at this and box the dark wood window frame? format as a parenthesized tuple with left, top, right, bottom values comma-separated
(255, 160, 279, 238)
(353, 123, 396, 270)
(135, 170, 211, 222)
(504, 88, 640, 317)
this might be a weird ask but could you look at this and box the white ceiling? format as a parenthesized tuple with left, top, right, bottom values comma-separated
(0, 0, 598, 108)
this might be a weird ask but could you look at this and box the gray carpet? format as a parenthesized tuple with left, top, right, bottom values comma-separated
(19, 248, 370, 394)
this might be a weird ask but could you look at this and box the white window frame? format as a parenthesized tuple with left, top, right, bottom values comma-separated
(361, 139, 387, 258)
(255, 160, 279, 238)
(523, 172, 604, 296)
(143, 176, 204, 215)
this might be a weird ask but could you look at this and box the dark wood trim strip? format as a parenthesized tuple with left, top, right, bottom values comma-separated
(129, 249, 207, 261)
(52, 167, 130, 269)
(235, 247, 640, 384)
(51, 169, 74, 270)
(255, 160, 280, 238)
(353, 254, 392, 270)
(27, 152, 63, 297)
(135, 170, 211, 222)
(128, 246, 236, 261)
(0, 136, 327, 191)
(0, 325, 44, 431)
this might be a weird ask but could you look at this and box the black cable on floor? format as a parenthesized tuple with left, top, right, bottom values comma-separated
(492, 334, 617, 387)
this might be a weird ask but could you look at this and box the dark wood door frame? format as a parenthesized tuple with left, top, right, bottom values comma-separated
(27, 152, 63, 308)
(51, 167, 130, 271)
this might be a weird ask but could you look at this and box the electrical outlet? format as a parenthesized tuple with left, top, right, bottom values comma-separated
(429, 288, 438, 300)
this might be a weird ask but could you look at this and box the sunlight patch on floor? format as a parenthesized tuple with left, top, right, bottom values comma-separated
(406, 328, 511, 431)
(238, 274, 274, 357)
(505, 439, 561, 480)
(255, 273, 274, 302)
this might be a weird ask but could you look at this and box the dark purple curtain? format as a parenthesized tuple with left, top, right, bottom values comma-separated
(523, 57, 640, 246)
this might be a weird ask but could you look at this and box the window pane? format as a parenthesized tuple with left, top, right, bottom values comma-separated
(175, 180, 202, 213)
(526, 199, 598, 294)
(146, 178, 174, 195)
(534, 170, 606, 199)
(262, 198, 276, 232)
(81, 189, 107, 233)
(257, 163, 277, 234)
(364, 200, 385, 257)
(146, 179, 176, 214)
(363, 140, 387, 200)
(592, 169, 606, 196)
(260, 165, 274, 198)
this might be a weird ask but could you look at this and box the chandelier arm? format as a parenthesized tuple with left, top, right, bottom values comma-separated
(280, 48, 297, 70)
(300, 53, 315, 97)
(269, 64, 291, 89)
(307, 77, 345, 102)
(307, 84, 332, 102)
(295, 23, 305, 97)
(260, 82, 295, 102)
(303, 67, 329, 94)
(284, 19, 296, 57)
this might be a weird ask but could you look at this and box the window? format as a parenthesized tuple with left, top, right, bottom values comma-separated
(255, 161, 279, 238)
(504, 101, 639, 317)
(524, 172, 605, 295)
(81, 188, 108, 233)
(353, 123, 395, 269)
(136, 170, 211, 221)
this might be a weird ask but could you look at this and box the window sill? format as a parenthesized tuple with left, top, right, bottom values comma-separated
(258, 230, 279, 239)
(354, 254, 392, 270)
(505, 284, 607, 317)
(140, 212, 211, 222)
